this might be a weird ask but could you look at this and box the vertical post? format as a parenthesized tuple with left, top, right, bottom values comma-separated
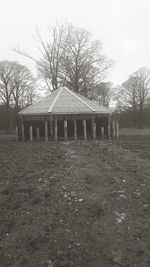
(115, 120, 119, 139)
(108, 125, 111, 139)
(83, 119, 87, 141)
(21, 116, 25, 141)
(92, 119, 96, 140)
(36, 127, 40, 141)
(54, 119, 58, 141)
(112, 121, 116, 139)
(73, 119, 77, 141)
(64, 120, 68, 141)
(50, 116, 53, 137)
(16, 126, 19, 141)
(29, 125, 33, 142)
(101, 127, 104, 139)
(44, 121, 48, 142)
(108, 114, 111, 139)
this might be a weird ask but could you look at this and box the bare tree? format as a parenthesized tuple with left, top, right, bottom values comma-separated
(132, 68, 150, 128)
(11, 64, 36, 111)
(89, 82, 112, 107)
(62, 25, 111, 96)
(14, 23, 112, 95)
(115, 67, 150, 128)
(115, 77, 138, 126)
(0, 61, 17, 129)
(14, 23, 67, 91)
(36, 24, 67, 91)
(0, 61, 36, 128)
(0, 61, 15, 104)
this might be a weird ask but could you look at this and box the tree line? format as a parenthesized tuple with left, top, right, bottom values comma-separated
(114, 68, 150, 128)
(0, 22, 150, 130)
(0, 61, 37, 129)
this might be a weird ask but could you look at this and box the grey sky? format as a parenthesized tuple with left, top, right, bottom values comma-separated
(0, 0, 150, 86)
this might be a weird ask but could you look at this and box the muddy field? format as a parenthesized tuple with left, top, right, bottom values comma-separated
(0, 132, 150, 267)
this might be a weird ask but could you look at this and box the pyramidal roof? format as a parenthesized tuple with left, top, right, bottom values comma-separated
(19, 87, 110, 115)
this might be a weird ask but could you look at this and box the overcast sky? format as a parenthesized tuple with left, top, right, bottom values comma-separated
(1, 0, 150, 86)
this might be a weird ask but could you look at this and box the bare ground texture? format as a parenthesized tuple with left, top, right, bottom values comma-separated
(0, 136, 150, 266)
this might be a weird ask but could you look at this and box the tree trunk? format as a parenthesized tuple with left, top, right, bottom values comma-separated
(14, 102, 19, 128)
(139, 105, 143, 129)
(132, 100, 137, 128)
(6, 101, 10, 130)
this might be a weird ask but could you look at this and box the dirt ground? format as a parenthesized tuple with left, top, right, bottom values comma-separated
(0, 132, 150, 266)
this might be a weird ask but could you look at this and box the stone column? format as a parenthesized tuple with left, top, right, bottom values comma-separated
(29, 125, 33, 142)
(83, 119, 87, 141)
(50, 116, 53, 137)
(64, 119, 67, 141)
(44, 121, 48, 142)
(73, 119, 77, 141)
(115, 120, 119, 139)
(92, 119, 96, 140)
(54, 119, 58, 141)
(101, 127, 104, 139)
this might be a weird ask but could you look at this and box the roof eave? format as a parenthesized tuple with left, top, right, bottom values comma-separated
(19, 111, 110, 116)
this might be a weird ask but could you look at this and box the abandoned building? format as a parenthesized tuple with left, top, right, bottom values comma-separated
(18, 87, 115, 141)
